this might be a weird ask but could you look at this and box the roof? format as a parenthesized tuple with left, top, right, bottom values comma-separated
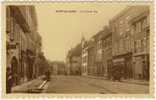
(101, 26, 112, 39)
(71, 43, 82, 57)
(92, 26, 111, 41)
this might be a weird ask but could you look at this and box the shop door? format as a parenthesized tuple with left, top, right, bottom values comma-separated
(134, 56, 143, 79)
(107, 60, 112, 79)
(125, 58, 132, 79)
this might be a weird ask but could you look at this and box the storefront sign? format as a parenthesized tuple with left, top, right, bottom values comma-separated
(113, 58, 125, 63)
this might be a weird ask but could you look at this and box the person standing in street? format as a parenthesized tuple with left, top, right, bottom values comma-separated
(6, 67, 13, 93)
(45, 70, 51, 81)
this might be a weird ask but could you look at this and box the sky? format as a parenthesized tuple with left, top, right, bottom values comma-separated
(35, 3, 126, 62)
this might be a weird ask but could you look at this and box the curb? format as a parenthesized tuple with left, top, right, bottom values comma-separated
(122, 81, 149, 86)
(27, 80, 48, 93)
(38, 80, 47, 90)
(82, 75, 149, 86)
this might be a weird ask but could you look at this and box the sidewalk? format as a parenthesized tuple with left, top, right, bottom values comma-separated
(83, 75, 149, 86)
(12, 76, 44, 93)
(122, 79, 149, 86)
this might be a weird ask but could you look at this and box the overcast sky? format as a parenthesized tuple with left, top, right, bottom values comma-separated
(36, 3, 126, 62)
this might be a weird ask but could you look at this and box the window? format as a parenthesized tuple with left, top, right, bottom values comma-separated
(10, 17, 14, 41)
(142, 17, 147, 29)
(120, 39, 124, 53)
(103, 40, 105, 48)
(137, 22, 142, 33)
(141, 39, 144, 52)
(97, 40, 101, 50)
(127, 37, 131, 52)
(134, 41, 137, 53)
(138, 40, 141, 52)
(105, 39, 107, 48)
(146, 34, 150, 52)
(134, 23, 137, 32)
(6, 7, 11, 33)
(134, 21, 142, 33)
(115, 43, 118, 55)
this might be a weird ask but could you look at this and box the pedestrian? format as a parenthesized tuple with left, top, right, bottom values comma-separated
(45, 70, 51, 81)
(6, 67, 13, 93)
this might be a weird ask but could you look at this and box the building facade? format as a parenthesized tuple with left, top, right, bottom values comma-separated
(129, 6, 150, 80)
(50, 61, 66, 75)
(66, 44, 82, 75)
(6, 6, 42, 85)
(101, 26, 112, 78)
(110, 6, 150, 80)
(93, 31, 104, 76)
(66, 6, 150, 81)
(66, 50, 72, 75)
(33, 32, 42, 78)
(81, 37, 88, 76)
(70, 56, 81, 75)
(87, 38, 96, 76)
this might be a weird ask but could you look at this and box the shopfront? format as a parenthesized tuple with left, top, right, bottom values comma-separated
(112, 53, 132, 79)
(133, 53, 149, 80)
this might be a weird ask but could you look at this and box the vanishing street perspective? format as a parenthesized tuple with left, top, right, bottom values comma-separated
(6, 3, 150, 94)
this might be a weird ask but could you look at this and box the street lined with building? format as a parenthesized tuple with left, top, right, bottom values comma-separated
(41, 76, 149, 93)
(6, 5, 150, 94)
(66, 6, 150, 81)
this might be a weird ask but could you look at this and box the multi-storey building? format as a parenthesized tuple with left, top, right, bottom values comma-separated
(66, 44, 82, 75)
(70, 56, 81, 75)
(81, 37, 88, 76)
(50, 61, 66, 75)
(87, 38, 96, 76)
(110, 7, 135, 79)
(6, 6, 41, 85)
(86, 28, 112, 77)
(128, 6, 150, 80)
(101, 26, 112, 78)
(110, 6, 150, 80)
(92, 30, 104, 76)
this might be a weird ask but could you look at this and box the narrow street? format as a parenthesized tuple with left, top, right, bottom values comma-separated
(42, 75, 149, 94)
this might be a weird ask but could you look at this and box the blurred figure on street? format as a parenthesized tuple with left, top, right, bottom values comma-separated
(112, 65, 123, 82)
(45, 70, 51, 81)
(6, 67, 13, 93)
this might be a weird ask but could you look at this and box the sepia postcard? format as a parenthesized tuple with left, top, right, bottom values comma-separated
(1, 0, 155, 98)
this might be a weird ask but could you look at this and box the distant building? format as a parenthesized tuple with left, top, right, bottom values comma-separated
(52, 63, 58, 75)
(51, 61, 66, 75)
(81, 37, 88, 76)
(66, 44, 82, 75)
(66, 51, 72, 75)
(70, 56, 81, 75)
(92, 30, 104, 76)
(87, 38, 96, 76)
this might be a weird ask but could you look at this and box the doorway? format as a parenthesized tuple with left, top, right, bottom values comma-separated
(11, 57, 18, 85)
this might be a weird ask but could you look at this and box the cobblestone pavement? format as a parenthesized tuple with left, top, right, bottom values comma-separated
(43, 75, 149, 94)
